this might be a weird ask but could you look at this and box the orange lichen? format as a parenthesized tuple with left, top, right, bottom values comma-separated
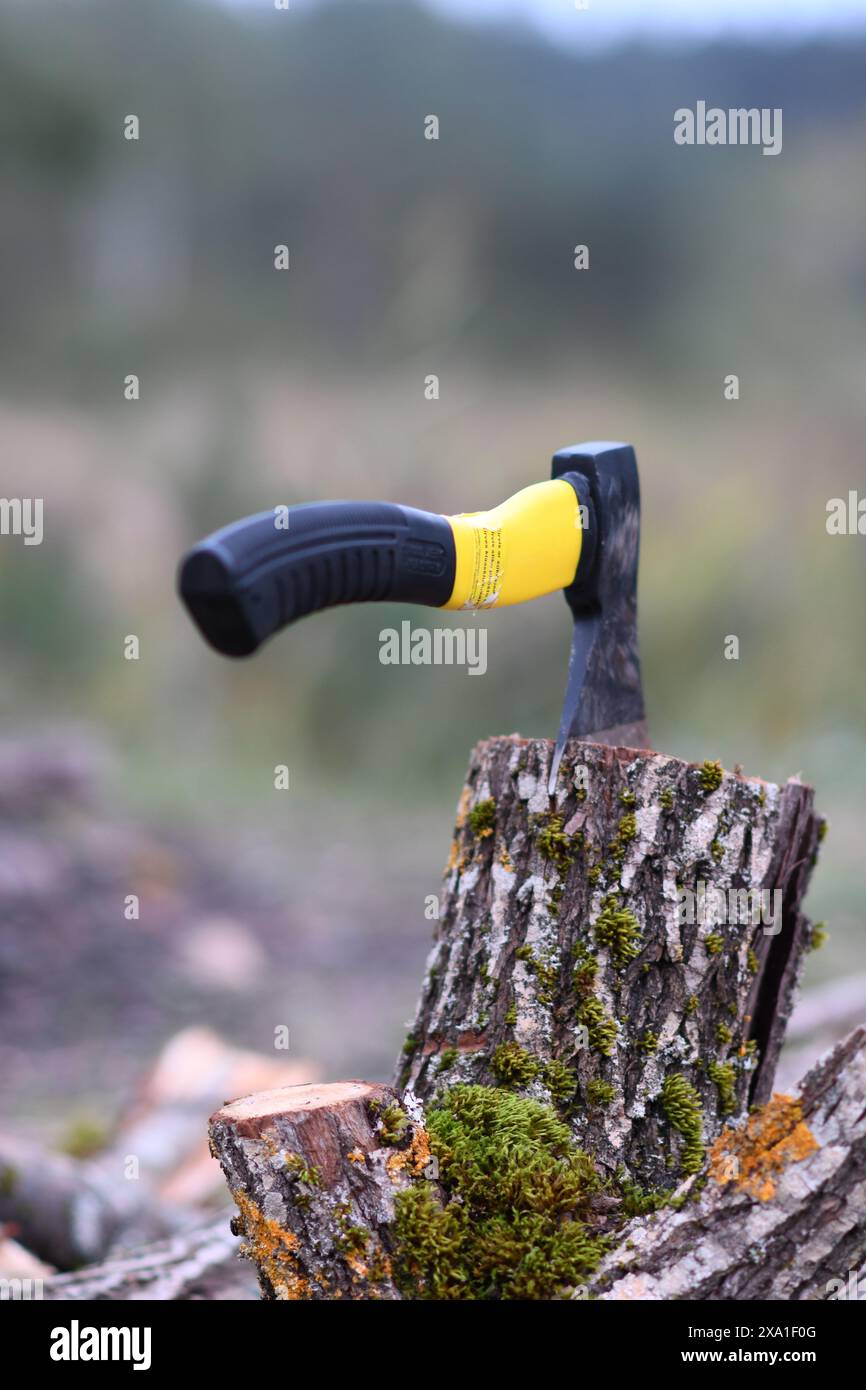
(385, 1126, 432, 1181)
(409, 1126, 432, 1175)
(233, 1190, 310, 1298)
(708, 1093, 819, 1202)
(347, 1148, 366, 1165)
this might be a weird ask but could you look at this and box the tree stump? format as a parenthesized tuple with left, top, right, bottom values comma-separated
(209, 735, 846, 1301)
(209, 1082, 421, 1300)
(400, 737, 822, 1187)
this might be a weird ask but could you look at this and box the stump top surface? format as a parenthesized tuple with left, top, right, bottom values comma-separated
(211, 1079, 380, 1126)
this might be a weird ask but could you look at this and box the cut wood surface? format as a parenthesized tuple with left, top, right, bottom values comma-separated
(207, 735, 843, 1300)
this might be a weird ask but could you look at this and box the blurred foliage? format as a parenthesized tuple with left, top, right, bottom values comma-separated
(0, 0, 863, 995)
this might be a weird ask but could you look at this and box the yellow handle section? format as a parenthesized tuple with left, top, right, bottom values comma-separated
(443, 478, 582, 610)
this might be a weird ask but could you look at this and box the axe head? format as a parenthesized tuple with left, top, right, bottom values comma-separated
(548, 441, 647, 793)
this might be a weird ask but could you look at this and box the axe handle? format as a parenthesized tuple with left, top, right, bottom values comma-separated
(178, 479, 587, 657)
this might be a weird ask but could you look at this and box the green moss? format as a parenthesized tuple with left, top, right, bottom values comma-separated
(504, 1003, 517, 1027)
(659, 789, 674, 811)
(572, 956, 598, 996)
(707, 1060, 736, 1116)
(617, 1176, 669, 1216)
(594, 896, 642, 969)
(685, 994, 699, 1017)
(746, 949, 759, 974)
(710, 840, 724, 862)
(492, 1042, 541, 1088)
(515, 945, 558, 1005)
(586, 864, 602, 885)
(715, 1023, 732, 1046)
(543, 1059, 576, 1108)
(660, 1074, 705, 1175)
(818, 820, 828, 842)
(533, 952, 559, 1003)
(59, 1118, 109, 1159)
(378, 1102, 410, 1145)
(535, 814, 578, 871)
(576, 997, 618, 1057)
(402, 1031, 419, 1057)
(392, 1085, 607, 1299)
(699, 760, 724, 793)
(438, 1048, 458, 1073)
(606, 813, 638, 869)
(468, 798, 497, 838)
(335, 1205, 369, 1258)
(585, 1079, 615, 1106)
(637, 1030, 658, 1055)
(705, 932, 724, 956)
(619, 789, 636, 807)
(284, 1154, 322, 1188)
(809, 921, 828, 951)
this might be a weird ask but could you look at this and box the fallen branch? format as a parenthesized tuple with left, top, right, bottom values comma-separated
(0, 1134, 184, 1271)
(44, 1218, 257, 1301)
(591, 1027, 866, 1300)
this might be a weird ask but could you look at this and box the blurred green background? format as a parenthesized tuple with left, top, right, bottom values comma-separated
(1, 0, 864, 1103)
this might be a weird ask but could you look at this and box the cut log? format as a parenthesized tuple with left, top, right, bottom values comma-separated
(399, 737, 823, 1188)
(209, 1081, 426, 1300)
(0, 1133, 185, 1271)
(208, 735, 831, 1300)
(590, 1026, 866, 1300)
(43, 1218, 258, 1301)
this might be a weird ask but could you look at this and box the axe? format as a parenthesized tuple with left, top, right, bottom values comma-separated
(178, 440, 647, 790)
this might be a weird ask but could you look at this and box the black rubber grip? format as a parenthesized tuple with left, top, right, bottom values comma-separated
(178, 501, 457, 656)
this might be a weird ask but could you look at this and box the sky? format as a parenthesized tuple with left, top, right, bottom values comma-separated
(223, 0, 866, 48)
(428, 0, 866, 47)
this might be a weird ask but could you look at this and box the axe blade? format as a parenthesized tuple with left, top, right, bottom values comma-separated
(548, 442, 648, 794)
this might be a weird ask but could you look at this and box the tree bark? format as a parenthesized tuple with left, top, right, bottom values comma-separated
(209, 1081, 425, 1300)
(590, 1026, 866, 1300)
(400, 737, 822, 1188)
(207, 735, 834, 1300)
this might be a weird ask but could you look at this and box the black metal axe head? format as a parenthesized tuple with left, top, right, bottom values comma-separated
(548, 441, 646, 793)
